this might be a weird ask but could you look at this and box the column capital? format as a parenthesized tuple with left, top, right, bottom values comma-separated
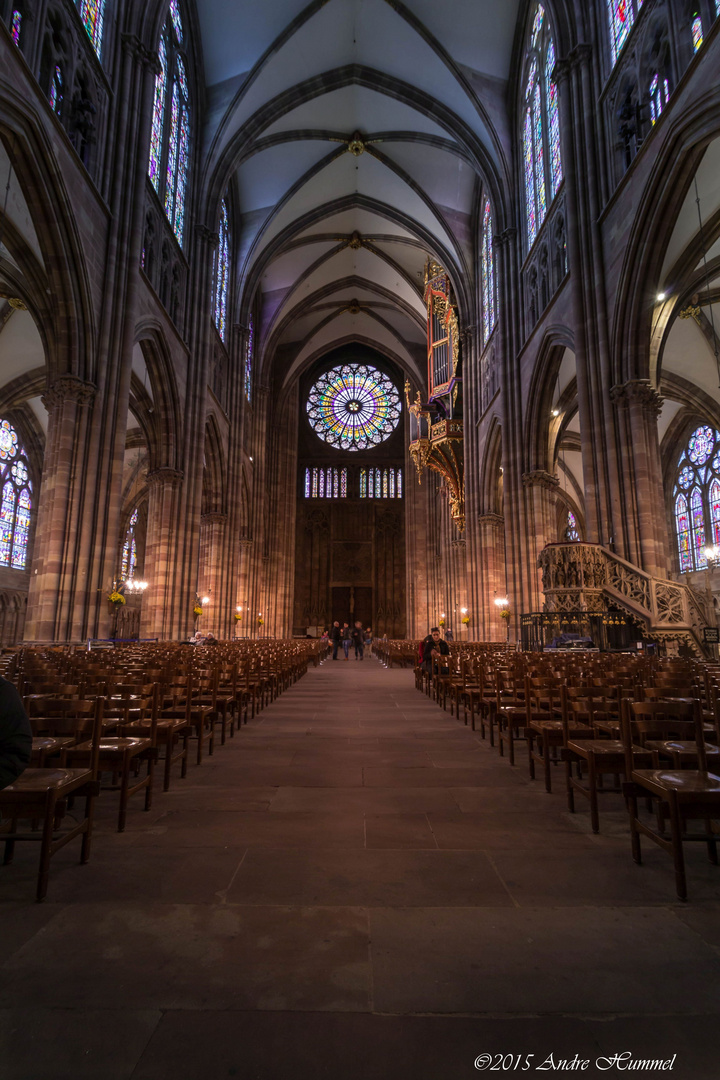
(478, 513, 505, 529)
(522, 469, 560, 491)
(610, 380, 663, 417)
(41, 376, 96, 411)
(201, 512, 228, 526)
(147, 466, 184, 488)
(121, 33, 160, 72)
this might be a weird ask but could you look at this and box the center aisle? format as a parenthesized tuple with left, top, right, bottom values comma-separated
(3, 653, 720, 1079)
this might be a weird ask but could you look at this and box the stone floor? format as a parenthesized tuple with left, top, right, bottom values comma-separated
(2, 654, 720, 1080)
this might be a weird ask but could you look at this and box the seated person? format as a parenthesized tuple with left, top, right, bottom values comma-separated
(422, 627, 450, 676)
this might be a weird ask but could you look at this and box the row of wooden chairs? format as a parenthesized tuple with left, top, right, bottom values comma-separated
(415, 647, 720, 899)
(0, 640, 315, 900)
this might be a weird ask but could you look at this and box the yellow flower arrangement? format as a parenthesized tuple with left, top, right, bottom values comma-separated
(193, 604, 203, 617)
(500, 609, 511, 620)
(108, 589, 126, 606)
(257, 616, 264, 626)
(234, 613, 243, 622)
(461, 616, 470, 625)
(438, 617, 446, 627)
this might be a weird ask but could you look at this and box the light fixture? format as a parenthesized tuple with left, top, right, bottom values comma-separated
(704, 546, 720, 568)
(461, 607, 468, 614)
(552, 408, 560, 417)
(124, 579, 148, 593)
(657, 292, 666, 302)
(249, 456, 253, 462)
(494, 596, 509, 608)
(236, 605, 242, 612)
(202, 596, 210, 605)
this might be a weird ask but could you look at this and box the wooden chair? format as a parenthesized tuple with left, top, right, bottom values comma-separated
(621, 697, 720, 900)
(525, 679, 592, 793)
(0, 699, 103, 901)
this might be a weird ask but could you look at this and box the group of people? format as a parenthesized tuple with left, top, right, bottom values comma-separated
(328, 621, 372, 660)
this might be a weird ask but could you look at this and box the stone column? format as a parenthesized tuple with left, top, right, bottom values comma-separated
(610, 380, 668, 577)
(24, 377, 96, 642)
(522, 469, 561, 611)
(199, 512, 228, 636)
(141, 467, 183, 640)
(477, 513, 506, 641)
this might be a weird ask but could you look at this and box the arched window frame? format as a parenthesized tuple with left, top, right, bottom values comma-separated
(691, 7, 704, 51)
(672, 424, 720, 572)
(521, 5, 563, 253)
(213, 198, 230, 342)
(481, 196, 496, 346)
(48, 64, 63, 114)
(607, 0, 645, 68)
(0, 418, 33, 571)
(147, 3, 191, 247)
(648, 72, 670, 125)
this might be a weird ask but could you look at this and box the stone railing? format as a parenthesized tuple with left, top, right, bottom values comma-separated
(537, 543, 714, 655)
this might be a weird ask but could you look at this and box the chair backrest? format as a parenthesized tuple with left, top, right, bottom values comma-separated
(620, 697, 705, 776)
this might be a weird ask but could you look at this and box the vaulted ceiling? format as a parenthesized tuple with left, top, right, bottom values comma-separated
(196, 0, 522, 391)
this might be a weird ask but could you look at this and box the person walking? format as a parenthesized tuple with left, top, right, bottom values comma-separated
(341, 622, 351, 660)
(351, 621, 364, 660)
(331, 621, 341, 660)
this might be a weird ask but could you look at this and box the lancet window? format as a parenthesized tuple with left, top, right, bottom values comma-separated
(649, 73, 670, 125)
(359, 468, 403, 499)
(77, 0, 105, 57)
(121, 509, 139, 581)
(522, 5, 562, 250)
(214, 199, 230, 341)
(0, 419, 32, 570)
(673, 425, 720, 572)
(148, 3, 190, 246)
(481, 198, 496, 345)
(305, 468, 348, 499)
(245, 316, 254, 403)
(607, 1, 644, 67)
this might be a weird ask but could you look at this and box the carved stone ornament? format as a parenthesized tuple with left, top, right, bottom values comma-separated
(522, 469, 560, 491)
(147, 467, 183, 488)
(41, 376, 96, 411)
(610, 380, 663, 417)
(347, 132, 365, 156)
(200, 512, 228, 526)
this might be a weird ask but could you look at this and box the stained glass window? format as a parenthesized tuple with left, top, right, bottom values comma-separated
(565, 510, 580, 541)
(711, 479, 720, 546)
(649, 73, 670, 125)
(0, 419, 32, 570)
(481, 198, 496, 345)
(692, 11, 704, 51)
(607, 0, 644, 66)
(121, 508, 139, 581)
(77, 0, 105, 58)
(11, 9, 21, 44)
(146, 6, 190, 246)
(674, 424, 720, 571)
(304, 467, 349, 498)
(307, 365, 401, 451)
(49, 66, 63, 114)
(214, 199, 230, 341)
(545, 39, 562, 198)
(523, 6, 562, 251)
(245, 316, 254, 403)
(358, 467, 403, 498)
(676, 494, 693, 573)
(148, 37, 167, 191)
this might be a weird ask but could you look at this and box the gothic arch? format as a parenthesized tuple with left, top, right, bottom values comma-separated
(134, 322, 183, 471)
(523, 325, 575, 473)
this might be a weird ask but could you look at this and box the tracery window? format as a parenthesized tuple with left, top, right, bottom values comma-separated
(214, 199, 230, 341)
(49, 65, 63, 114)
(147, 3, 190, 246)
(77, 0, 105, 58)
(245, 316, 254, 403)
(673, 424, 720, 572)
(307, 365, 401, 451)
(305, 467, 348, 499)
(522, 5, 562, 250)
(0, 419, 32, 570)
(121, 508, 139, 581)
(10, 8, 22, 44)
(607, 0, 644, 67)
(649, 73, 670, 125)
(481, 198, 496, 345)
(359, 467, 403, 499)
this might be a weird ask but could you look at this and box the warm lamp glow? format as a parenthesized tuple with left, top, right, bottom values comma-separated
(494, 597, 509, 608)
(201, 596, 210, 605)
